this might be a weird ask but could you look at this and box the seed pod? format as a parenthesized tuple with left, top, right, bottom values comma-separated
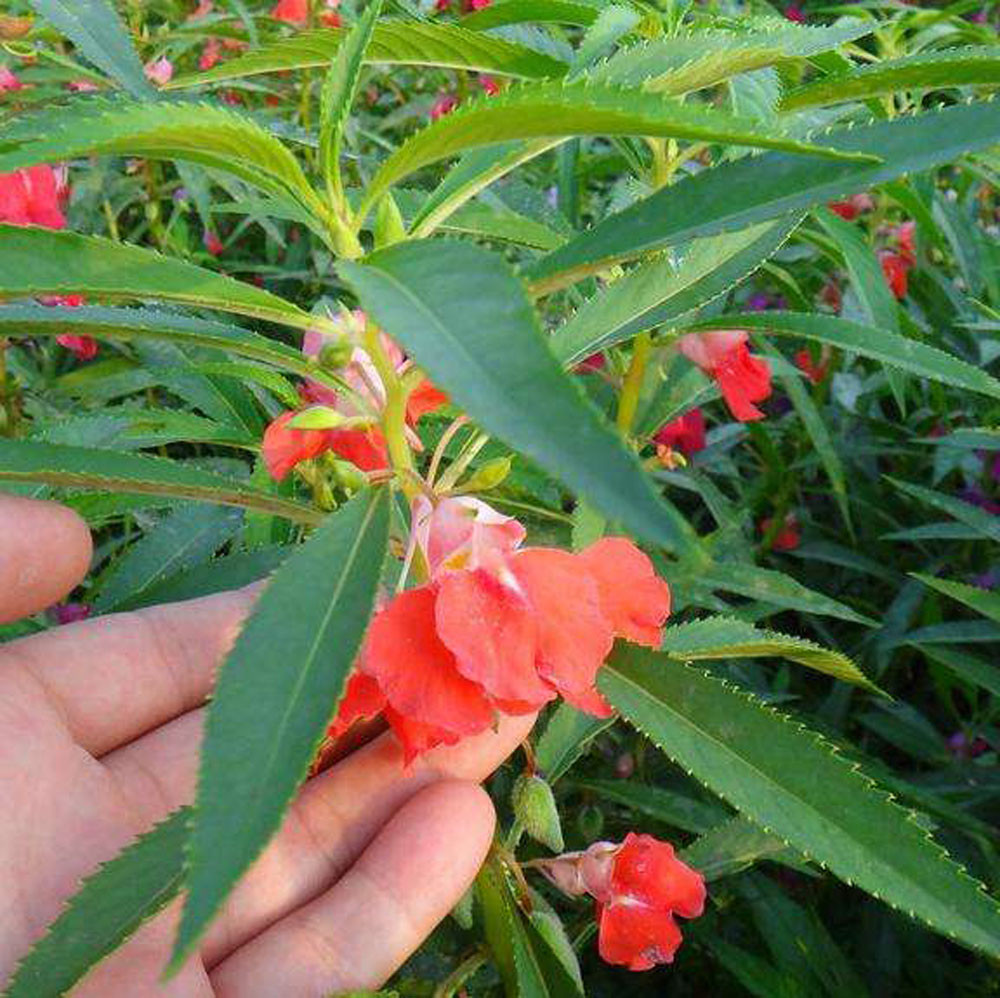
(512, 773, 564, 853)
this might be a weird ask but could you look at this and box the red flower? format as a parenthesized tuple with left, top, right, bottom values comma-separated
(430, 93, 458, 121)
(0, 66, 23, 92)
(272, 0, 308, 24)
(761, 513, 801, 551)
(261, 411, 338, 481)
(677, 330, 771, 422)
(575, 352, 605, 373)
(820, 278, 842, 312)
(538, 834, 705, 971)
(880, 250, 909, 299)
(466, 0, 492, 8)
(794, 348, 828, 385)
(0, 165, 67, 229)
(479, 74, 500, 95)
(331, 499, 671, 761)
(319, 9, 341, 27)
(653, 408, 705, 456)
(827, 192, 874, 221)
(55, 335, 97, 361)
(203, 229, 224, 256)
(199, 38, 222, 71)
(783, 3, 805, 22)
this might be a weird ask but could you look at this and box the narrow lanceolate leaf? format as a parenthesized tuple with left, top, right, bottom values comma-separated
(3, 807, 189, 998)
(601, 648, 1000, 959)
(781, 46, 1000, 110)
(461, 0, 603, 30)
(319, 0, 383, 201)
(696, 562, 873, 625)
(912, 574, 1000, 626)
(0, 229, 318, 331)
(0, 306, 342, 394)
(534, 703, 615, 784)
(95, 504, 243, 613)
(658, 616, 879, 691)
(888, 478, 1000, 544)
(681, 815, 807, 881)
(526, 100, 1000, 292)
(28, 0, 153, 98)
(681, 312, 1000, 403)
(170, 490, 390, 972)
(359, 80, 873, 216)
(0, 100, 326, 223)
(0, 441, 322, 526)
(167, 21, 567, 89)
(592, 20, 871, 94)
(339, 240, 688, 553)
(551, 218, 799, 366)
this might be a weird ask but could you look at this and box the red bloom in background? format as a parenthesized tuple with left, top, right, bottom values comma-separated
(0, 66, 23, 92)
(761, 513, 801, 551)
(203, 229, 224, 256)
(894, 219, 917, 266)
(144, 56, 174, 86)
(55, 335, 98, 361)
(479, 74, 500, 95)
(331, 498, 671, 761)
(794, 348, 828, 385)
(430, 93, 458, 120)
(677, 330, 771, 422)
(784, 4, 805, 22)
(828, 193, 874, 221)
(538, 834, 706, 971)
(654, 408, 706, 457)
(880, 250, 909, 299)
(261, 411, 338, 480)
(0, 165, 66, 228)
(199, 38, 222, 70)
(272, 0, 308, 24)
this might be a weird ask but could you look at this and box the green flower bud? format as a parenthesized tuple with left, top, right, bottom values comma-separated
(317, 338, 353, 371)
(458, 455, 512, 494)
(512, 774, 564, 853)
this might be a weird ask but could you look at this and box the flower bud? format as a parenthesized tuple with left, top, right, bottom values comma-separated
(288, 406, 348, 430)
(317, 338, 354, 372)
(512, 773, 564, 852)
(457, 455, 512, 493)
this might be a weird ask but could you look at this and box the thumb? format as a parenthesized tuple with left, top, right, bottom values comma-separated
(0, 496, 92, 624)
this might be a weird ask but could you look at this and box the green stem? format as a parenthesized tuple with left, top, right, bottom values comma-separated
(433, 949, 488, 998)
(616, 332, 652, 437)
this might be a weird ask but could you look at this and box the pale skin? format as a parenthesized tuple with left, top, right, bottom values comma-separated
(0, 495, 534, 996)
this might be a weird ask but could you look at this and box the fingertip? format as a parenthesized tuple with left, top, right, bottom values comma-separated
(0, 496, 92, 624)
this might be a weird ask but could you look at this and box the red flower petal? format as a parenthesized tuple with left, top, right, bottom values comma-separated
(362, 586, 495, 737)
(271, 0, 308, 23)
(512, 548, 614, 698)
(597, 899, 683, 971)
(435, 569, 555, 706)
(328, 671, 385, 738)
(327, 426, 389, 472)
(577, 538, 671, 649)
(610, 833, 707, 918)
(714, 342, 772, 422)
(559, 684, 614, 718)
(383, 707, 462, 764)
(261, 411, 335, 481)
(406, 380, 448, 424)
(654, 408, 705, 456)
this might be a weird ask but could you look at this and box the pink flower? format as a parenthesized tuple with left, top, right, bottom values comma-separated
(537, 834, 706, 971)
(0, 165, 67, 229)
(188, 0, 214, 19)
(144, 56, 174, 86)
(199, 38, 222, 71)
(654, 409, 705, 457)
(479, 74, 500, 95)
(784, 3, 805, 22)
(0, 66, 23, 93)
(575, 352, 605, 373)
(828, 192, 874, 221)
(49, 602, 91, 625)
(677, 330, 772, 422)
(271, 0, 308, 24)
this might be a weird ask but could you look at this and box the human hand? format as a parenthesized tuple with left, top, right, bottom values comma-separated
(0, 496, 533, 996)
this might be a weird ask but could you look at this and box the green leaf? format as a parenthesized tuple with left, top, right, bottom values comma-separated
(526, 100, 1000, 293)
(462, 0, 602, 30)
(815, 206, 906, 413)
(551, 218, 800, 366)
(319, 0, 383, 203)
(95, 504, 244, 613)
(601, 648, 1000, 959)
(168, 21, 567, 89)
(359, 79, 874, 217)
(0, 99, 326, 224)
(916, 646, 1000, 699)
(658, 616, 879, 691)
(533, 703, 614, 784)
(696, 562, 874, 625)
(636, 365, 717, 438)
(682, 312, 1000, 403)
(2, 807, 188, 998)
(28, 0, 153, 98)
(0, 229, 316, 331)
(170, 489, 390, 971)
(592, 20, 872, 94)
(887, 478, 1000, 543)
(0, 441, 322, 526)
(571, 777, 729, 834)
(781, 46, 1000, 110)
(339, 239, 688, 553)
(681, 816, 807, 881)
(912, 574, 1000, 625)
